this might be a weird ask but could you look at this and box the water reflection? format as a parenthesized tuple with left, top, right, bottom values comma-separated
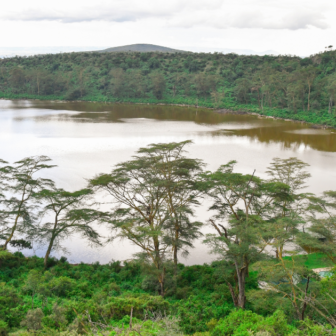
(6, 100, 335, 152)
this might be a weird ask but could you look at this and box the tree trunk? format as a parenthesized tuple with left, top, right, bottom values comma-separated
(129, 307, 133, 329)
(300, 277, 310, 320)
(235, 262, 247, 309)
(173, 246, 178, 273)
(173, 218, 179, 271)
(44, 237, 55, 268)
(277, 246, 283, 259)
(227, 282, 239, 307)
(3, 212, 21, 250)
(159, 268, 165, 297)
(307, 84, 311, 111)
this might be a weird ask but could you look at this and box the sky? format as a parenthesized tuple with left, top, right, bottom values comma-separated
(0, 0, 335, 56)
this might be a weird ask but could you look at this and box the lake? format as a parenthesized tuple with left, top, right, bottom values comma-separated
(1, 99, 336, 264)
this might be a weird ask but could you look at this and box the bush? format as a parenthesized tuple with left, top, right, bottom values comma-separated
(0, 283, 23, 327)
(211, 310, 293, 336)
(20, 308, 44, 331)
(0, 321, 8, 336)
(65, 89, 82, 101)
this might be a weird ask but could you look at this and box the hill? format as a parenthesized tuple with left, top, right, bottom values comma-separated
(97, 43, 187, 53)
(1, 49, 336, 127)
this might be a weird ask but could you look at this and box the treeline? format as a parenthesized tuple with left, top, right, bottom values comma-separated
(1, 142, 336, 334)
(1, 50, 336, 126)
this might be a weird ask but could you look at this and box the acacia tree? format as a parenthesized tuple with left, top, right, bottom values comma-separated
(265, 157, 311, 258)
(90, 142, 204, 295)
(297, 191, 336, 262)
(90, 148, 171, 296)
(251, 254, 329, 322)
(0, 159, 10, 240)
(0, 156, 55, 250)
(35, 187, 103, 267)
(137, 141, 204, 269)
(203, 161, 291, 308)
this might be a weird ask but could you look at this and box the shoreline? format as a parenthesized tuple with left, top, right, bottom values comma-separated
(0, 97, 333, 129)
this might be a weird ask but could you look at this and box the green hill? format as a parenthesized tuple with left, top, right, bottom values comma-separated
(97, 43, 187, 53)
(1, 49, 336, 127)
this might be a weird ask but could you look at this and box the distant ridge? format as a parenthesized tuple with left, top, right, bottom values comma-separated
(97, 43, 187, 53)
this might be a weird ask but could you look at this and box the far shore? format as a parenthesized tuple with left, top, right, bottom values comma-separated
(0, 96, 333, 130)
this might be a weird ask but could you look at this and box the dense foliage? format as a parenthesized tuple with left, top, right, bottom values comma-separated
(1, 50, 336, 127)
(0, 254, 335, 335)
(1, 143, 336, 335)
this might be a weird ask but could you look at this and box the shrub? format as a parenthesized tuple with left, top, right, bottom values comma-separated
(211, 310, 293, 336)
(20, 308, 44, 331)
(0, 321, 8, 336)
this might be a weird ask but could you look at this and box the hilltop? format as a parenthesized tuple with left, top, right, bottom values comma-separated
(97, 43, 187, 53)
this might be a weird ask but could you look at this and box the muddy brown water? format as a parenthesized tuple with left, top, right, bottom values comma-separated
(1, 100, 335, 264)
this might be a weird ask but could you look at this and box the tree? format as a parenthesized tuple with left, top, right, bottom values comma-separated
(265, 157, 311, 258)
(0, 160, 10, 241)
(35, 187, 103, 267)
(90, 146, 172, 297)
(78, 68, 87, 97)
(301, 66, 317, 111)
(0, 156, 55, 250)
(137, 141, 204, 270)
(194, 74, 218, 97)
(9, 68, 25, 91)
(150, 72, 166, 99)
(20, 308, 44, 332)
(211, 90, 225, 108)
(170, 73, 184, 98)
(203, 161, 291, 308)
(22, 270, 42, 309)
(128, 70, 146, 98)
(298, 191, 336, 263)
(50, 303, 67, 330)
(327, 73, 336, 114)
(252, 255, 321, 321)
(110, 68, 125, 97)
(234, 78, 251, 104)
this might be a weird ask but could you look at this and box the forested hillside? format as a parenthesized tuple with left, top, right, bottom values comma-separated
(1, 49, 336, 127)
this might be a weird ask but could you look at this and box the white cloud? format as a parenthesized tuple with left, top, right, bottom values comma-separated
(168, 2, 329, 30)
(0, 0, 334, 56)
(0, 0, 223, 23)
(0, 0, 329, 30)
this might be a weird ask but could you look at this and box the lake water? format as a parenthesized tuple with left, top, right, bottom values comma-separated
(1, 100, 336, 264)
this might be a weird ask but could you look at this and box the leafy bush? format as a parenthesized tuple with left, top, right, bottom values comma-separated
(211, 310, 294, 336)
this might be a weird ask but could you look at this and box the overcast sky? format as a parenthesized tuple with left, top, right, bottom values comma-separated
(1, 0, 335, 56)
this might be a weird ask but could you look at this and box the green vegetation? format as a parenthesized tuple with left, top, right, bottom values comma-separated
(1, 50, 336, 127)
(1, 142, 336, 335)
(283, 253, 335, 269)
